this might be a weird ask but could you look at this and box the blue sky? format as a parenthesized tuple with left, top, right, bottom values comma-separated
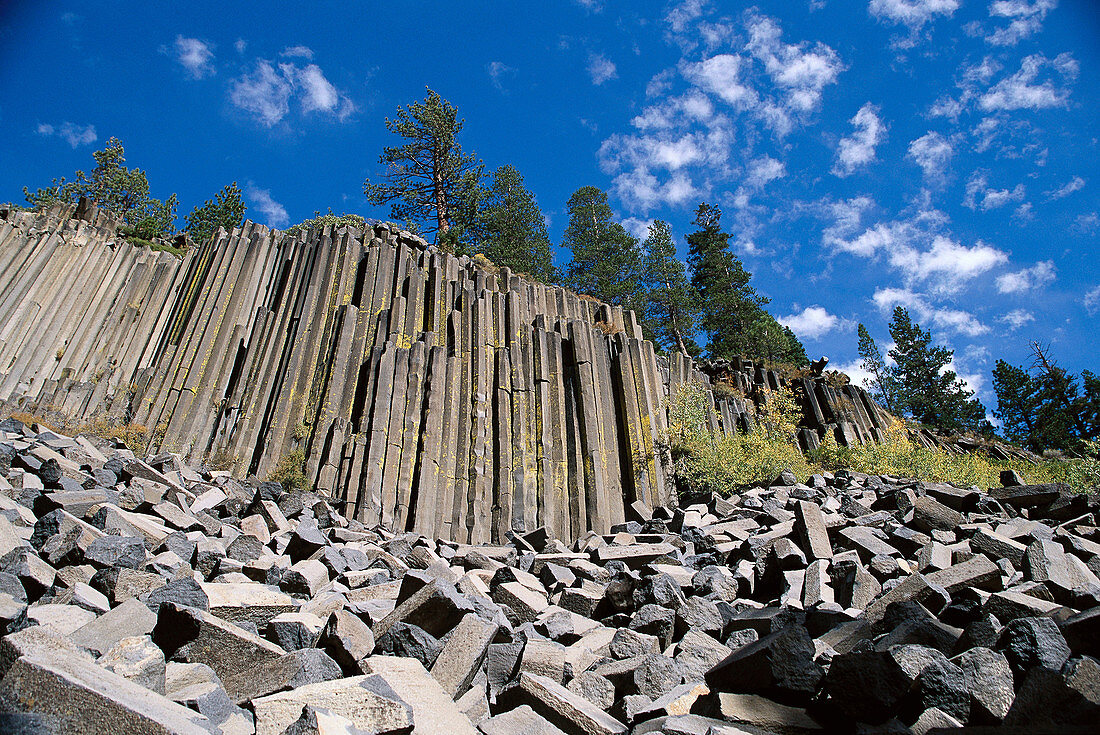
(1, 1, 1098, 419)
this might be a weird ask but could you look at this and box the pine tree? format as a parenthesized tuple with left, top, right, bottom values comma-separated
(857, 323, 899, 414)
(24, 137, 177, 238)
(887, 307, 987, 433)
(363, 88, 482, 244)
(475, 166, 557, 283)
(562, 186, 643, 309)
(185, 183, 246, 245)
(991, 360, 1041, 450)
(782, 326, 810, 367)
(686, 203, 767, 359)
(638, 220, 698, 355)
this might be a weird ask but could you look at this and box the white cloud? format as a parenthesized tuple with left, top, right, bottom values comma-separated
(621, 217, 655, 241)
(963, 171, 1026, 210)
(609, 168, 699, 211)
(574, 0, 603, 12)
(1013, 202, 1034, 222)
(1045, 175, 1084, 200)
(1085, 285, 1100, 316)
(35, 121, 97, 148)
(868, 0, 959, 29)
(684, 54, 756, 109)
(280, 45, 314, 59)
(824, 202, 1008, 294)
(873, 287, 989, 336)
(986, 0, 1058, 46)
(979, 53, 1076, 111)
(778, 306, 839, 340)
(889, 236, 1008, 291)
(174, 36, 215, 79)
(1074, 212, 1100, 235)
(245, 184, 289, 229)
(907, 131, 954, 181)
(229, 59, 353, 126)
(833, 359, 878, 391)
(745, 156, 786, 190)
(487, 61, 515, 90)
(833, 103, 886, 177)
(587, 53, 618, 85)
(1000, 309, 1035, 329)
(297, 64, 352, 118)
(995, 260, 1056, 293)
(229, 61, 293, 126)
(234, 39, 247, 54)
(744, 13, 843, 115)
(646, 69, 676, 98)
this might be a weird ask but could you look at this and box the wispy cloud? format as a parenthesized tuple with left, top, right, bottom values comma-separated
(995, 260, 1056, 293)
(1045, 175, 1084, 200)
(587, 53, 618, 85)
(985, 0, 1058, 47)
(963, 171, 1026, 211)
(1085, 285, 1100, 316)
(979, 53, 1077, 111)
(36, 121, 97, 148)
(906, 131, 954, 181)
(833, 103, 886, 177)
(173, 36, 215, 79)
(1000, 309, 1035, 329)
(868, 0, 959, 30)
(229, 59, 354, 126)
(280, 45, 313, 60)
(872, 287, 989, 336)
(824, 202, 1008, 295)
(600, 9, 841, 217)
(487, 61, 516, 91)
(245, 184, 289, 228)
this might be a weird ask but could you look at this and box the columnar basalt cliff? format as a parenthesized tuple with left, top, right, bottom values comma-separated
(0, 203, 898, 541)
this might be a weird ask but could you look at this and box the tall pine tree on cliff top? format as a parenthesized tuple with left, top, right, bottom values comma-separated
(475, 165, 558, 283)
(639, 219, 698, 355)
(686, 203, 766, 359)
(363, 88, 482, 244)
(562, 186, 643, 310)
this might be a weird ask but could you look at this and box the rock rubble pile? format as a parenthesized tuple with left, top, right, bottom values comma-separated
(0, 416, 1098, 734)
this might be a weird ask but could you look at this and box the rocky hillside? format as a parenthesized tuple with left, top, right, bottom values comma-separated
(1, 418, 1098, 732)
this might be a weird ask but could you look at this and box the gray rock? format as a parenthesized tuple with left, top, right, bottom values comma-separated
(97, 635, 166, 694)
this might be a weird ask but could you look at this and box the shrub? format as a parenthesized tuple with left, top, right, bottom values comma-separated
(284, 211, 368, 237)
(670, 380, 811, 494)
(712, 381, 741, 401)
(267, 449, 311, 493)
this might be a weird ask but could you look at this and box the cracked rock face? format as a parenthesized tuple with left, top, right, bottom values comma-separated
(0, 417, 1099, 733)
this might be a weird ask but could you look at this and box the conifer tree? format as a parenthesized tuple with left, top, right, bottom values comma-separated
(991, 360, 1041, 450)
(887, 307, 987, 433)
(686, 203, 767, 359)
(562, 186, 643, 309)
(475, 165, 557, 283)
(638, 220, 698, 355)
(857, 323, 899, 414)
(24, 137, 177, 238)
(185, 183, 246, 245)
(364, 88, 482, 244)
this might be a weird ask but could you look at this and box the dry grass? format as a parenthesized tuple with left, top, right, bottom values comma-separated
(594, 320, 623, 336)
(7, 409, 151, 453)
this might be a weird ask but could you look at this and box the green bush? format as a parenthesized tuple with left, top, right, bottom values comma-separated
(267, 449, 311, 493)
